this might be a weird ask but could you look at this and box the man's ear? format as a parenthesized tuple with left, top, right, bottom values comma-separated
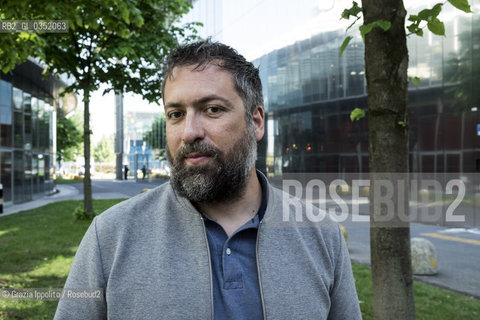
(252, 106, 265, 142)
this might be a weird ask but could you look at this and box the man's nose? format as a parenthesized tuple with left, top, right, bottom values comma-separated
(182, 112, 205, 144)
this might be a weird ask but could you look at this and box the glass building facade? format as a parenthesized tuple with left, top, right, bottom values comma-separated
(254, 2, 480, 175)
(124, 110, 167, 177)
(0, 60, 60, 204)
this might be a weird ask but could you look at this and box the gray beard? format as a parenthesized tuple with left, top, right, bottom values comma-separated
(167, 125, 257, 204)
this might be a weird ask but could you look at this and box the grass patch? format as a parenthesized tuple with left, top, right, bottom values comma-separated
(1, 199, 479, 319)
(0, 199, 125, 320)
(353, 264, 480, 319)
(54, 176, 83, 185)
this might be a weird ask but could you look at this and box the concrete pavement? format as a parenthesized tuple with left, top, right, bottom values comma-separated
(2, 184, 81, 216)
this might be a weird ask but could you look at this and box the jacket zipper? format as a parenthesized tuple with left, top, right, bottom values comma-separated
(256, 220, 267, 319)
(200, 216, 215, 320)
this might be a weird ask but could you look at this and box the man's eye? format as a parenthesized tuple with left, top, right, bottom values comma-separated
(168, 111, 183, 119)
(206, 106, 222, 115)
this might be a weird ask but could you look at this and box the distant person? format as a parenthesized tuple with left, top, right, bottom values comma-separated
(123, 165, 129, 180)
(141, 165, 147, 180)
(55, 40, 361, 319)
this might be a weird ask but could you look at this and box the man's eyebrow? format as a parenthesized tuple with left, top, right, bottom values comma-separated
(164, 102, 184, 110)
(194, 94, 232, 107)
(165, 95, 234, 110)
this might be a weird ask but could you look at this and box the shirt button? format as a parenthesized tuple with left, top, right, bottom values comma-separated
(226, 248, 232, 255)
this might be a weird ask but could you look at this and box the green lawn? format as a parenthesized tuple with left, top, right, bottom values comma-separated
(1, 200, 479, 319)
(353, 264, 480, 319)
(54, 176, 83, 185)
(0, 199, 125, 319)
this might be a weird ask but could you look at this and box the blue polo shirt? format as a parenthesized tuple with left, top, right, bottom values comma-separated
(202, 171, 267, 320)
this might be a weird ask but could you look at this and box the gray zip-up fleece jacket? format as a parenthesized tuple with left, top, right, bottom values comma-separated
(54, 179, 361, 319)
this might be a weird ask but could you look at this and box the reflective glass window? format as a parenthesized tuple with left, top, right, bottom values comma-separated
(24, 112, 32, 150)
(38, 154, 45, 193)
(12, 87, 22, 110)
(13, 150, 24, 203)
(0, 80, 12, 147)
(32, 154, 39, 194)
(13, 111, 23, 148)
(23, 92, 31, 114)
(1, 151, 12, 202)
(31, 97, 39, 151)
(24, 151, 32, 201)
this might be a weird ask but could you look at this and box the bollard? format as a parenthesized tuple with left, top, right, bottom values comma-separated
(0, 183, 3, 214)
(411, 237, 438, 275)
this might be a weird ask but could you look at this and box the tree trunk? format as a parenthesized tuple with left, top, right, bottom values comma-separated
(362, 0, 415, 319)
(83, 90, 94, 217)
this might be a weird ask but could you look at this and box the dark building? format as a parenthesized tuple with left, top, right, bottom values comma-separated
(0, 59, 66, 204)
(254, 4, 480, 176)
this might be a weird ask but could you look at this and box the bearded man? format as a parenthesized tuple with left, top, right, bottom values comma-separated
(55, 40, 361, 320)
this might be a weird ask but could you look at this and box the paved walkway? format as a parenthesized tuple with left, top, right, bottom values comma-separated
(1, 185, 81, 216)
(1, 179, 160, 217)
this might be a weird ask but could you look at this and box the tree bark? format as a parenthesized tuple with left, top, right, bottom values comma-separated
(83, 89, 94, 217)
(362, 0, 415, 319)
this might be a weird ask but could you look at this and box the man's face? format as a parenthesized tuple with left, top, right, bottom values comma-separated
(163, 63, 264, 203)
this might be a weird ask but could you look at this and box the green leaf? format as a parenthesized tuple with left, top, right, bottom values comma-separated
(350, 108, 365, 122)
(407, 23, 423, 36)
(418, 8, 431, 20)
(408, 76, 421, 85)
(121, 5, 130, 24)
(398, 121, 406, 127)
(359, 23, 374, 42)
(448, 0, 472, 13)
(359, 20, 391, 42)
(408, 15, 419, 22)
(407, 24, 417, 33)
(431, 3, 444, 18)
(18, 32, 36, 40)
(68, 20, 76, 31)
(341, 1, 362, 20)
(341, 8, 350, 19)
(418, 3, 443, 21)
(75, 14, 83, 27)
(375, 20, 391, 31)
(428, 18, 445, 36)
(130, 7, 144, 27)
(339, 36, 353, 57)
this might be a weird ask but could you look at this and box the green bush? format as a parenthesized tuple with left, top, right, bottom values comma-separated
(73, 206, 96, 221)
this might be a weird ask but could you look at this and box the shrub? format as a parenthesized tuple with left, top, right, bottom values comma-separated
(73, 206, 96, 220)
